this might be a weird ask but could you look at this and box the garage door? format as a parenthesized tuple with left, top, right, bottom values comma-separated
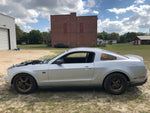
(0, 28, 9, 50)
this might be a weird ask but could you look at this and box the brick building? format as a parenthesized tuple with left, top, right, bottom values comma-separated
(51, 13, 97, 47)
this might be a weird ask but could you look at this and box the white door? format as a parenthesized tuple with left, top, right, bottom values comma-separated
(138, 40, 141, 45)
(48, 63, 94, 86)
(0, 28, 9, 50)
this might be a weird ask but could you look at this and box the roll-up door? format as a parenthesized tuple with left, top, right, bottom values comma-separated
(0, 28, 9, 50)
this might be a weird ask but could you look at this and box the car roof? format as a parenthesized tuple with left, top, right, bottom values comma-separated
(67, 47, 126, 60)
(67, 47, 103, 52)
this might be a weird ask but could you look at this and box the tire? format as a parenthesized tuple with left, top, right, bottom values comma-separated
(13, 74, 36, 94)
(104, 73, 127, 95)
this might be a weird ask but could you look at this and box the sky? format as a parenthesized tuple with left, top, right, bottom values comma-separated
(0, 0, 150, 34)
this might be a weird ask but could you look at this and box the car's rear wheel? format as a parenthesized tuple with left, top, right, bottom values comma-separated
(104, 73, 127, 95)
(13, 74, 36, 94)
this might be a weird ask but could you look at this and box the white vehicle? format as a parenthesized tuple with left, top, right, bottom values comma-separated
(4, 47, 147, 95)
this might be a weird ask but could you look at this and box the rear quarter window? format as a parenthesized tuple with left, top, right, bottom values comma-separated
(101, 53, 117, 60)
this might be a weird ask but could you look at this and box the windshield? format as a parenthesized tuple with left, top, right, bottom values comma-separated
(49, 51, 65, 61)
(42, 52, 66, 64)
(43, 58, 51, 63)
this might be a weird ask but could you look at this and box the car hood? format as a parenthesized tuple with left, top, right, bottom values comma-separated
(8, 58, 51, 69)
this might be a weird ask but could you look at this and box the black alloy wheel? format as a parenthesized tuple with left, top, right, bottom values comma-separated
(13, 74, 36, 94)
(104, 73, 127, 95)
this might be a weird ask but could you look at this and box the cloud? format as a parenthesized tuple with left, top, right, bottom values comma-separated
(104, 0, 150, 34)
(23, 25, 32, 32)
(0, 0, 90, 31)
(98, 19, 124, 34)
(134, 0, 145, 5)
(0, 0, 6, 5)
(107, 0, 146, 15)
(133, 5, 150, 16)
(98, 18, 137, 34)
(44, 27, 50, 32)
(116, 16, 119, 19)
(98, 4, 150, 34)
(107, 5, 135, 14)
(27, 9, 40, 18)
(87, 0, 95, 8)
(36, 0, 90, 18)
(93, 10, 99, 14)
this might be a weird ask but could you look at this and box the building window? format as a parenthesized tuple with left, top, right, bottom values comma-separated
(80, 23, 84, 33)
(64, 23, 67, 33)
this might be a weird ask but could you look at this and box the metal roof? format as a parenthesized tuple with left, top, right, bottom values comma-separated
(137, 36, 150, 40)
(0, 13, 15, 19)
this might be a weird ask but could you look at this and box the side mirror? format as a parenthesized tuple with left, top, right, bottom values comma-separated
(56, 59, 64, 65)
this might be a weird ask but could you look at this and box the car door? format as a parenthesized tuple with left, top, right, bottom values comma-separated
(48, 52, 95, 86)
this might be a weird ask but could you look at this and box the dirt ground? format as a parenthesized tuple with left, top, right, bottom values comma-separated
(0, 50, 53, 75)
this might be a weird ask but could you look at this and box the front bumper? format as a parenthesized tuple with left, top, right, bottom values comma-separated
(4, 74, 11, 86)
(129, 78, 147, 86)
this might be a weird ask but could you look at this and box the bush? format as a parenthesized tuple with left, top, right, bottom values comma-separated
(109, 40, 112, 45)
(101, 43, 106, 47)
(54, 43, 69, 48)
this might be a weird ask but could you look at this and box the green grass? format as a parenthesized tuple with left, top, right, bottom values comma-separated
(17, 44, 68, 50)
(18, 44, 150, 56)
(17, 44, 49, 49)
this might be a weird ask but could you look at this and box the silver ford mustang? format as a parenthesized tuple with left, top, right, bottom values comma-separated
(4, 47, 147, 95)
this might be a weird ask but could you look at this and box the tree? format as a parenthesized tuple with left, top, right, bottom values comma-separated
(15, 24, 51, 45)
(120, 35, 127, 43)
(15, 24, 23, 44)
(28, 30, 42, 44)
(136, 32, 145, 36)
(21, 32, 28, 44)
(110, 32, 120, 42)
(42, 30, 51, 46)
(125, 32, 137, 42)
(101, 31, 110, 40)
(97, 33, 104, 39)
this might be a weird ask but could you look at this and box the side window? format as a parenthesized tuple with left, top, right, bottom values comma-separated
(53, 52, 95, 64)
(66, 53, 86, 58)
(101, 53, 117, 60)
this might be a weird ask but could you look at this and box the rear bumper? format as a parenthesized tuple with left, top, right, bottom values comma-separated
(129, 78, 147, 86)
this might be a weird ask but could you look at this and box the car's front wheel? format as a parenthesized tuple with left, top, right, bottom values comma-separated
(104, 73, 127, 95)
(13, 74, 36, 94)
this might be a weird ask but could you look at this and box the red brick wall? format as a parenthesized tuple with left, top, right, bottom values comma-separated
(51, 13, 97, 47)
